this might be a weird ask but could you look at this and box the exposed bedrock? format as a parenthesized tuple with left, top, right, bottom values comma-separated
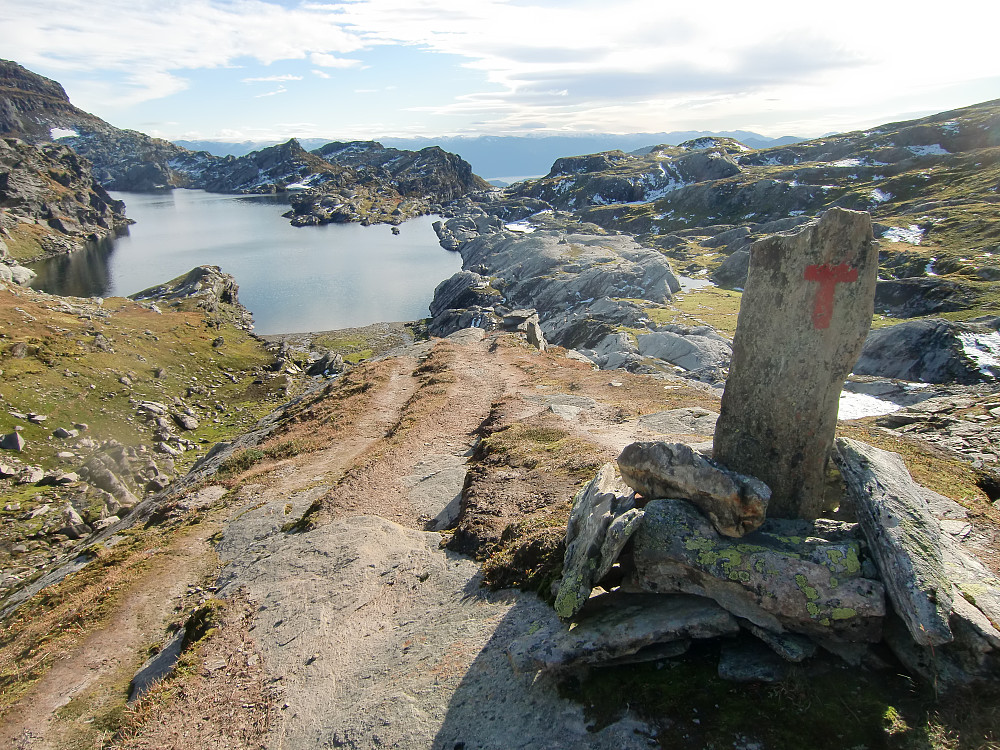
(429, 207, 683, 366)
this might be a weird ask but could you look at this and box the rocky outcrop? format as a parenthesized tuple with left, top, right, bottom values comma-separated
(854, 318, 1000, 384)
(511, 142, 743, 211)
(314, 141, 490, 202)
(428, 206, 681, 364)
(0, 136, 130, 262)
(130, 266, 254, 331)
(199, 139, 346, 194)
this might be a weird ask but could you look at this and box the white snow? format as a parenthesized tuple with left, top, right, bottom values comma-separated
(870, 189, 893, 203)
(838, 392, 903, 420)
(958, 331, 1000, 376)
(831, 158, 863, 167)
(940, 120, 960, 134)
(882, 225, 924, 245)
(50, 127, 78, 139)
(926, 258, 938, 276)
(284, 173, 326, 190)
(505, 220, 536, 234)
(907, 144, 950, 156)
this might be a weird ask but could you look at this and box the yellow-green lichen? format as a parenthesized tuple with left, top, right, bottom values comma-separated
(831, 607, 858, 620)
(795, 574, 820, 601)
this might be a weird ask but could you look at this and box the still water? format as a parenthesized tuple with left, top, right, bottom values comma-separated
(29, 190, 462, 334)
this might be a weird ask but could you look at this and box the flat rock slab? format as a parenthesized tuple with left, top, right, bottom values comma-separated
(629, 499, 886, 642)
(510, 593, 738, 672)
(216, 497, 657, 749)
(714, 208, 878, 519)
(524, 393, 598, 410)
(834, 438, 953, 646)
(400, 452, 469, 530)
(554, 464, 639, 620)
(638, 407, 719, 437)
(617, 441, 768, 537)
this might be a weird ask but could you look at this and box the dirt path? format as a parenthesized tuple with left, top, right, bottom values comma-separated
(0, 505, 225, 750)
(3, 332, 713, 749)
(204, 333, 672, 748)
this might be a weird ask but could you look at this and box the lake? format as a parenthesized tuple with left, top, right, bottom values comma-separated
(29, 190, 463, 334)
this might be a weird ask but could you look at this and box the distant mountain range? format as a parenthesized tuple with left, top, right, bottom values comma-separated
(175, 132, 804, 182)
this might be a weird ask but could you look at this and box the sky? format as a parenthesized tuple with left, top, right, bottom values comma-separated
(3, 0, 999, 143)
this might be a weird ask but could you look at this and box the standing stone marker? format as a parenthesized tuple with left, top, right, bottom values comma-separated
(713, 208, 877, 519)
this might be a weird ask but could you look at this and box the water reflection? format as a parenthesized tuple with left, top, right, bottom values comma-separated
(31, 235, 118, 298)
(29, 190, 462, 334)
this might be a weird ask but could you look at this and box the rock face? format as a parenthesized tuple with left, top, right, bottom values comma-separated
(629, 499, 886, 642)
(714, 208, 878, 519)
(0, 136, 130, 261)
(854, 318, 999, 383)
(617, 441, 768, 537)
(834, 439, 953, 646)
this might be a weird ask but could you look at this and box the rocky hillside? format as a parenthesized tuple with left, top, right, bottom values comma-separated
(0, 60, 488, 222)
(508, 100, 1000, 309)
(0, 136, 130, 266)
(0, 59, 206, 192)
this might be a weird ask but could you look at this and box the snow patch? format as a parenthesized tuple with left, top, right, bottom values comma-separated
(505, 220, 536, 234)
(50, 127, 78, 139)
(882, 225, 924, 245)
(907, 144, 950, 156)
(831, 158, 862, 167)
(958, 332, 1000, 376)
(838, 392, 903, 421)
(870, 189, 893, 203)
(940, 120, 960, 134)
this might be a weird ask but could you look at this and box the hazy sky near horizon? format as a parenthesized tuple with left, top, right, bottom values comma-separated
(3, 0, 999, 142)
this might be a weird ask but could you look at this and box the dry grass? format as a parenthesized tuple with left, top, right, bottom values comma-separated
(0, 528, 161, 714)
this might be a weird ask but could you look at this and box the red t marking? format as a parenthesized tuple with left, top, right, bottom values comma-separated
(804, 263, 858, 329)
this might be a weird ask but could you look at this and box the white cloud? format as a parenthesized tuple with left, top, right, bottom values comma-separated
(255, 86, 288, 98)
(242, 75, 304, 83)
(2, 0, 999, 136)
(310, 52, 364, 69)
(0, 0, 366, 105)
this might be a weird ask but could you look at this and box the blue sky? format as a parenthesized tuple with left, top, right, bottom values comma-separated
(3, 0, 999, 142)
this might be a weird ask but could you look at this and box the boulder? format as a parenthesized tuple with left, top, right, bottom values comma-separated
(629, 499, 886, 642)
(713, 208, 878, 518)
(617, 441, 768, 537)
(171, 412, 199, 431)
(553, 464, 641, 620)
(509, 593, 738, 673)
(1, 432, 26, 452)
(854, 318, 998, 383)
(636, 326, 732, 372)
(834, 438, 953, 646)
